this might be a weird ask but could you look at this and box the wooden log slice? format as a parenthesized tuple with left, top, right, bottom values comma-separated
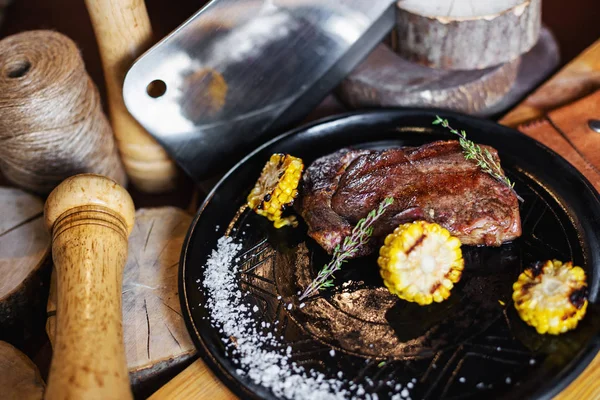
(47, 207, 196, 393)
(0, 341, 45, 400)
(337, 43, 520, 114)
(0, 188, 51, 343)
(395, 0, 541, 70)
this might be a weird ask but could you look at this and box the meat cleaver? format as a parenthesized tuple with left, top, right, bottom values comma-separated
(123, 0, 395, 181)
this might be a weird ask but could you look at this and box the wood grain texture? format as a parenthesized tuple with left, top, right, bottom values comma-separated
(337, 43, 520, 114)
(148, 358, 234, 400)
(43, 174, 135, 400)
(0, 341, 45, 400)
(85, 0, 178, 193)
(395, 0, 541, 70)
(0, 188, 50, 338)
(501, 39, 600, 127)
(47, 207, 196, 390)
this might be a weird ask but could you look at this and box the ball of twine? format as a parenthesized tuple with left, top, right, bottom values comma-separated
(0, 30, 126, 194)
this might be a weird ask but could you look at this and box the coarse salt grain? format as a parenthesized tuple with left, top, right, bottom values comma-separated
(202, 236, 352, 399)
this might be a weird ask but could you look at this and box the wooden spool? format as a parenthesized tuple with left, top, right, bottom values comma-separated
(0, 188, 50, 342)
(395, 0, 541, 70)
(337, 43, 520, 114)
(85, 0, 178, 193)
(0, 341, 45, 400)
(43, 174, 135, 400)
(46, 207, 196, 393)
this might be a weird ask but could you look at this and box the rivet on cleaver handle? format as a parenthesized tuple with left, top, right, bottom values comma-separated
(123, 0, 395, 181)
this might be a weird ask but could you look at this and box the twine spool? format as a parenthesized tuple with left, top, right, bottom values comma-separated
(0, 30, 126, 194)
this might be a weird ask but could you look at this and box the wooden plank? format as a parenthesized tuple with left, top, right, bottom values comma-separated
(148, 359, 233, 400)
(500, 39, 600, 127)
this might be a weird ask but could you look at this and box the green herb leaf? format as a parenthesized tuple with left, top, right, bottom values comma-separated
(299, 197, 394, 301)
(433, 116, 523, 202)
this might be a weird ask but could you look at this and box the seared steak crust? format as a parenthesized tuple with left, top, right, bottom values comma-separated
(297, 140, 521, 256)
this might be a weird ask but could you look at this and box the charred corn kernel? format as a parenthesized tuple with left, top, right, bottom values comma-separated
(513, 260, 588, 335)
(378, 221, 464, 305)
(247, 154, 303, 228)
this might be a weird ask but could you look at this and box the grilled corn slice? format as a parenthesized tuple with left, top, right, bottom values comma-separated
(247, 153, 303, 228)
(378, 221, 464, 305)
(513, 260, 588, 335)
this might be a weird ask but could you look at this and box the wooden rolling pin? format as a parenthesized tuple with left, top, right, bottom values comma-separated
(85, 0, 178, 193)
(43, 174, 135, 400)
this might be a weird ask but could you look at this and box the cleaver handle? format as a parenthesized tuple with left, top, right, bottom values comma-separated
(85, 0, 178, 193)
(43, 174, 135, 400)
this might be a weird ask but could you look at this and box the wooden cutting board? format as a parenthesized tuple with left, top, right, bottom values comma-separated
(149, 38, 600, 400)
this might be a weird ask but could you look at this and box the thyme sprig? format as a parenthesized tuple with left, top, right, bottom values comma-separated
(299, 197, 394, 301)
(433, 116, 523, 202)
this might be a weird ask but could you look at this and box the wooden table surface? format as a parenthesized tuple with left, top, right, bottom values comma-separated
(1, 1, 599, 399)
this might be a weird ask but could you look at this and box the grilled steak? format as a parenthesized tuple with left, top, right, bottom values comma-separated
(297, 140, 521, 256)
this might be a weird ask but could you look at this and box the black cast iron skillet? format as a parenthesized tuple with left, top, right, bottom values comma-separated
(180, 109, 600, 400)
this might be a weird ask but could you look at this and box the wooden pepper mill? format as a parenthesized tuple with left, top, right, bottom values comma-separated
(43, 174, 135, 400)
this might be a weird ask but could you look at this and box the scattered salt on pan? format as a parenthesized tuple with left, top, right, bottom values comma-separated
(202, 236, 350, 399)
(506, 377, 512, 384)
(411, 378, 416, 383)
(203, 236, 417, 399)
(529, 359, 536, 365)
(299, 303, 306, 309)
(476, 382, 486, 389)
(459, 377, 466, 383)
(496, 347, 501, 351)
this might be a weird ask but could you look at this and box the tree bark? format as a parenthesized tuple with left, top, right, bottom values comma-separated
(337, 43, 519, 114)
(0, 341, 45, 400)
(395, 0, 541, 70)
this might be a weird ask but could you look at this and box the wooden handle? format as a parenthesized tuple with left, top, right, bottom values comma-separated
(43, 174, 135, 400)
(85, 0, 178, 193)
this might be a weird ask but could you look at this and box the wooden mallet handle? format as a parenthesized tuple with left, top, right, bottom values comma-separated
(43, 174, 135, 400)
(85, 0, 178, 193)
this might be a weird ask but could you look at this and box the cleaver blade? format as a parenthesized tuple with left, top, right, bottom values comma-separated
(123, 0, 395, 181)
